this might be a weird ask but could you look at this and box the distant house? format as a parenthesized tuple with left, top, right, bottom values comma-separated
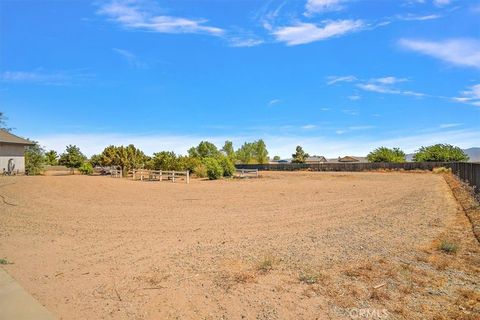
(0, 130, 34, 174)
(328, 156, 369, 163)
(305, 156, 328, 164)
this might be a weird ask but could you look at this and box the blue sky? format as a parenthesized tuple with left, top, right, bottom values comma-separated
(1, 0, 479, 157)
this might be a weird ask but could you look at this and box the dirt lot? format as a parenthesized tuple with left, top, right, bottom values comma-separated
(0, 172, 478, 319)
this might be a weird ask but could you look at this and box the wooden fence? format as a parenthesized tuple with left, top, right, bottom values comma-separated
(131, 169, 189, 184)
(235, 162, 455, 172)
(236, 162, 480, 198)
(450, 162, 480, 198)
(110, 169, 122, 178)
(235, 168, 259, 178)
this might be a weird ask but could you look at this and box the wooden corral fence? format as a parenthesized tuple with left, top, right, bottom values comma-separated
(131, 169, 189, 184)
(235, 168, 259, 178)
(110, 169, 122, 178)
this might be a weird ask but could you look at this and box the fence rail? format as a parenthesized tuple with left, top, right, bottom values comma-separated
(131, 169, 189, 184)
(235, 162, 480, 198)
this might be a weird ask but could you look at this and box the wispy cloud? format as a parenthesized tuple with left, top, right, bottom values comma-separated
(302, 124, 317, 129)
(453, 84, 480, 107)
(399, 38, 480, 69)
(98, 0, 224, 36)
(268, 99, 282, 106)
(348, 95, 361, 100)
(357, 83, 425, 97)
(439, 123, 462, 128)
(273, 19, 364, 46)
(433, 0, 451, 7)
(396, 13, 443, 21)
(372, 76, 408, 84)
(326, 75, 357, 85)
(305, 0, 346, 16)
(112, 48, 146, 68)
(228, 37, 264, 48)
(0, 69, 92, 86)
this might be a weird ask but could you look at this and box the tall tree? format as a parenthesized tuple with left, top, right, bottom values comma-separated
(236, 142, 255, 164)
(188, 141, 220, 158)
(221, 140, 236, 161)
(367, 147, 406, 163)
(99, 145, 148, 175)
(0, 112, 12, 132)
(292, 146, 309, 163)
(44, 150, 59, 165)
(413, 144, 469, 162)
(59, 145, 86, 173)
(151, 151, 178, 170)
(254, 139, 269, 164)
(25, 142, 45, 175)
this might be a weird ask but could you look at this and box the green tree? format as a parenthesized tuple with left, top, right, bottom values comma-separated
(79, 162, 94, 175)
(89, 154, 103, 167)
(221, 140, 236, 161)
(273, 155, 281, 161)
(151, 151, 178, 170)
(367, 147, 406, 163)
(44, 150, 59, 165)
(188, 141, 220, 158)
(99, 145, 148, 175)
(413, 144, 469, 162)
(236, 142, 255, 164)
(254, 139, 269, 164)
(218, 156, 236, 177)
(292, 146, 309, 163)
(0, 112, 12, 132)
(25, 142, 45, 175)
(59, 145, 86, 172)
(204, 157, 223, 180)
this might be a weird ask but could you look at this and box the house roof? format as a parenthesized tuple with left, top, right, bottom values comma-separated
(0, 130, 35, 145)
(306, 156, 327, 162)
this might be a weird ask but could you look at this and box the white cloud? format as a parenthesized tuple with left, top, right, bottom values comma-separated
(348, 95, 361, 100)
(397, 13, 442, 21)
(439, 123, 462, 128)
(433, 0, 451, 7)
(357, 83, 424, 97)
(273, 20, 364, 46)
(302, 124, 317, 129)
(268, 99, 282, 106)
(112, 48, 146, 68)
(98, 1, 224, 36)
(228, 37, 264, 47)
(372, 76, 408, 84)
(326, 75, 357, 85)
(399, 38, 480, 69)
(0, 70, 92, 85)
(453, 84, 480, 106)
(305, 0, 345, 15)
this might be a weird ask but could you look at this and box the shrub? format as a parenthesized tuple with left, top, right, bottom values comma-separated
(438, 240, 458, 254)
(204, 157, 223, 180)
(79, 162, 94, 175)
(194, 163, 208, 178)
(219, 156, 236, 177)
(432, 167, 452, 174)
(256, 256, 274, 273)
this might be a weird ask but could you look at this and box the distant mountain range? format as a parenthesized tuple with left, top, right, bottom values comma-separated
(406, 147, 480, 162)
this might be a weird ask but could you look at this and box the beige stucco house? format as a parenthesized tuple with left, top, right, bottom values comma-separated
(0, 130, 34, 174)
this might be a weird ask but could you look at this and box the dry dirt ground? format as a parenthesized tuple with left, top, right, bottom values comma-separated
(0, 171, 478, 320)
